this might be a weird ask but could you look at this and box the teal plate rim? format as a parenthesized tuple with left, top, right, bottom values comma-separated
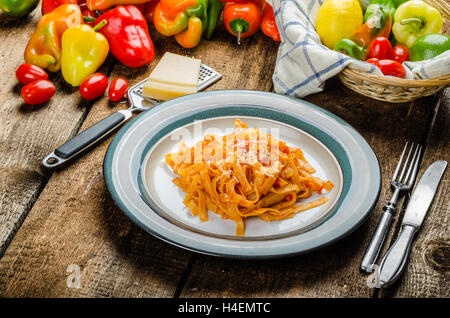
(103, 90, 382, 259)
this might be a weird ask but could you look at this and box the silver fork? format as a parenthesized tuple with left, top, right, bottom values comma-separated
(360, 142, 422, 273)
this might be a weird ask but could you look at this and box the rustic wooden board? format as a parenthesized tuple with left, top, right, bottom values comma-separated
(0, 10, 448, 298)
(0, 26, 281, 297)
(0, 10, 116, 257)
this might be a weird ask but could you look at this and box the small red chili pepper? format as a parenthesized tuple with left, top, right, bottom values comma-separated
(368, 37, 393, 60)
(376, 59, 406, 78)
(79, 73, 108, 100)
(260, 2, 280, 41)
(21, 79, 56, 105)
(392, 44, 409, 63)
(16, 64, 49, 85)
(223, 1, 262, 45)
(108, 77, 129, 102)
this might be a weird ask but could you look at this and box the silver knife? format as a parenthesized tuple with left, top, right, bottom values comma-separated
(377, 160, 447, 288)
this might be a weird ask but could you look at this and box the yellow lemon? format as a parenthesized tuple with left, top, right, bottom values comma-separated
(316, 0, 363, 49)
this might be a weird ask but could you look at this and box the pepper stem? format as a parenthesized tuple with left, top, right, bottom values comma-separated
(229, 18, 249, 45)
(83, 16, 97, 22)
(93, 19, 108, 32)
(400, 17, 423, 26)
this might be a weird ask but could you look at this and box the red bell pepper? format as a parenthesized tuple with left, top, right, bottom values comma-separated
(41, 0, 77, 15)
(94, 5, 155, 68)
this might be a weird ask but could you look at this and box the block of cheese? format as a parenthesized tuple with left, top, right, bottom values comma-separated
(142, 52, 201, 101)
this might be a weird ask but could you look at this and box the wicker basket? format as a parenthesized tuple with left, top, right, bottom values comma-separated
(338, 0, 450, 103)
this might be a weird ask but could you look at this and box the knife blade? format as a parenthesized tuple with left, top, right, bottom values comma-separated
(377, 160, 447, 287)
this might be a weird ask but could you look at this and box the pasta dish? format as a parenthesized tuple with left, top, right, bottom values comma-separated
(165, 119, 334, 236)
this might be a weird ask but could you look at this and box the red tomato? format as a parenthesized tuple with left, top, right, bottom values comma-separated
(366, 58, 380, 65)
(368, 37, 393, 60)
(21, 80, 55, 105)
(108, 77, 129, 102)
(80, 73, 108, 100)
(376, 59, 406, 78)
(16, 64, 49, 85)
(392, 44, 409, 63)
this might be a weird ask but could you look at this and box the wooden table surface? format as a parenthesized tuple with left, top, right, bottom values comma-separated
(0, 7, 449, 298)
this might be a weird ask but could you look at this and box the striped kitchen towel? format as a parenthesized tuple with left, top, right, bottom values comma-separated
(267, 0, 450, 98)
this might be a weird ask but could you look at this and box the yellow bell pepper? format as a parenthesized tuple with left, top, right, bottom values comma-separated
(61, 20, 109, 87)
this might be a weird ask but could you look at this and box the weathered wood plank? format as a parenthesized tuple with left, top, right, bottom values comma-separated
(0, 10, 115, 257)
(0, 28, 280, 297)
(178, 82, 448, 298)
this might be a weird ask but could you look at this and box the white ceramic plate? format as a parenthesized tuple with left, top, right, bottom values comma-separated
(104, 90, 381, 258)
(141, 116, 343, 239)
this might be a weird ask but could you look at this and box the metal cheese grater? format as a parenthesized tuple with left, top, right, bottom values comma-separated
(132, 63, 222, 105)
(43, 64, 222, 168)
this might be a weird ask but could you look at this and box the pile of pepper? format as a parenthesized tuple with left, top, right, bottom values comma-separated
(153, 0, 280, 47)
(316, 0, 449, 78)
(12, 1, 159, 105)
(9, 0, 282, 105)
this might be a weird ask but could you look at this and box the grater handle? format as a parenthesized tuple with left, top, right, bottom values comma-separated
(42, 110, 132, 168)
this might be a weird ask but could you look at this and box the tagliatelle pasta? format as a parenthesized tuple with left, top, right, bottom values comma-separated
(165, 119, 334, 236)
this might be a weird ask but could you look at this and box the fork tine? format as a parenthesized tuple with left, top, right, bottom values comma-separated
(398, 142, 414, 182)
(392, 142, 408, 182)
(402, 143, 418, 183)
(405, 144, 422, 186)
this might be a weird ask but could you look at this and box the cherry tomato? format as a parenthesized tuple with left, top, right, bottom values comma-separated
(392, 44, 409, 63)
(368, 37, 393, 60)
(376, 59, 406, 78)
(365, 58, 380, 65)
(21, 80, 55, 105)
(79, 73, 108, 100)
(108, 77, 129, 102)
(16, 64, 49, 85)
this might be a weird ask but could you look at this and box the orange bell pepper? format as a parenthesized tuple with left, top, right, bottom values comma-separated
(153, 0, 207, 48)
(86, 0, 151, 11)
(174, 16, 202, 48)
(24, 4, 83, 72)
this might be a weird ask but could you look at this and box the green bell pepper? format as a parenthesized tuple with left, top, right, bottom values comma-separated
(369, 0, 396, 21)
(410, 33, 450, 61)
(334, 38, 368, 60)
(0, 0, 38, 17)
